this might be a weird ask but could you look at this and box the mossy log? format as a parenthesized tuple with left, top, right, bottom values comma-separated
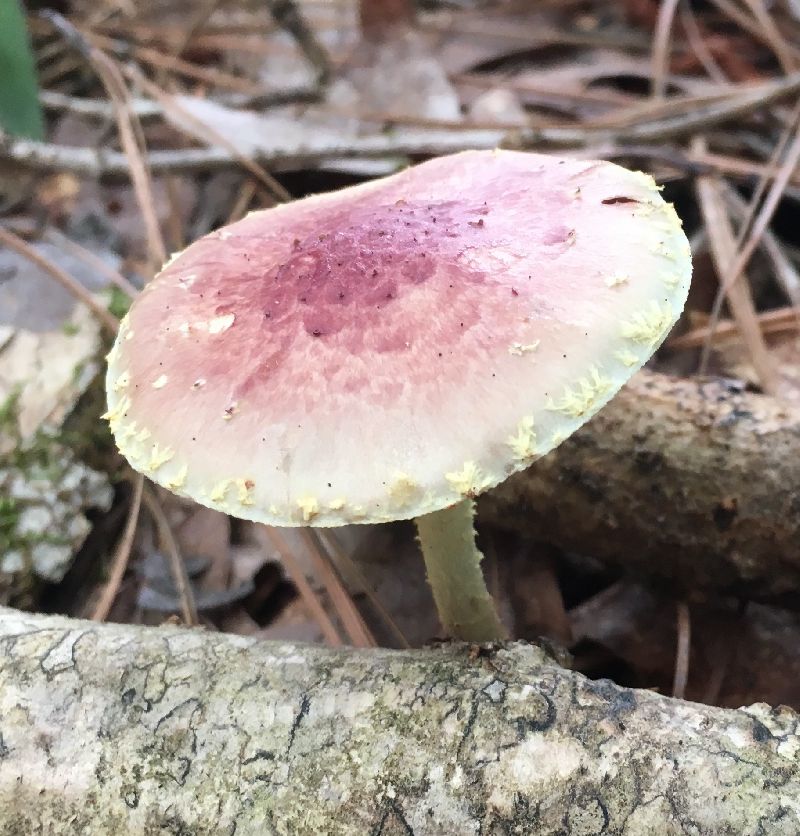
(0, 608, 798, 835)
(483, 370, 800, 604)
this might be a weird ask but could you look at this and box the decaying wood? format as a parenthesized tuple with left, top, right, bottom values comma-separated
(483, 369, 800, 604)
(0, 608, 798, 835)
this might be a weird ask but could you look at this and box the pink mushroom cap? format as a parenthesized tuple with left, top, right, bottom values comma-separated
(105, 150, 691, 525)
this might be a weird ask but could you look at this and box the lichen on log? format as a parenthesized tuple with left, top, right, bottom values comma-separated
(0, 608, 798, 835)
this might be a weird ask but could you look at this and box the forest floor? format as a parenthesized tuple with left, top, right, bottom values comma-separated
(2, 0, 800, 713)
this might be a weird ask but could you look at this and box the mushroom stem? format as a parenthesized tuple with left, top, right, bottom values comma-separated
(415, 500, 508, 642)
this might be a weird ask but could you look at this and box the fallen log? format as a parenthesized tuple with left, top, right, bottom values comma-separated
(483, 370, 800, 604)
(0, 608, 797, 834)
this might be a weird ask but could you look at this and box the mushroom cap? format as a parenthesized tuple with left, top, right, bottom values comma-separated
(105, 150, 691, 526)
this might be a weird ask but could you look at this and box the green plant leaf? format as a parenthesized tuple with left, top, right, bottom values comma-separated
(0, 0, 45, 140)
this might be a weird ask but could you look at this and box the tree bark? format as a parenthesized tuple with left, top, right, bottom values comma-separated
(482, 370, 800, 604)
(0, 608, 798, 835)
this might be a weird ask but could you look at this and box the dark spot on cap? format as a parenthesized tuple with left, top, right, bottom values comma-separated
(602, 196, 640, 205)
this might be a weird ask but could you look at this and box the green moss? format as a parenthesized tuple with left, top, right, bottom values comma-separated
(0, 495, 20, 554)
(0, 387, 21, 433)
(108, 286, 133, 320)
(60, 372, 118, 472)
(1, 372, 112, 603)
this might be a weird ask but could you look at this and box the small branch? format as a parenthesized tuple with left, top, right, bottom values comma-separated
(39, 87, 320, 119)
(258, 525, 344, 646)
(0, 225, 119, 334)
(299, 529, 376, 648)
(91, 474, 144, 622)
(140, 487, 199, 626)
(693, 136, 779, 393)
(0, 608, 798, 833)
(42, 12, 167, 268)
(481, 369, 800, 605)
(672, 601, 692, 699)
(6, 72, 800, 178)
(651, 0, 681, 99)
(267, 0, 331, 83)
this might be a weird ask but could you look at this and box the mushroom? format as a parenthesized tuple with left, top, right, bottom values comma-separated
(104, 149, 691, 642)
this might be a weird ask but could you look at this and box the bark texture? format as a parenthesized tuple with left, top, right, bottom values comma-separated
(482, 370, 800, 603)
(1, 608, 799, 835)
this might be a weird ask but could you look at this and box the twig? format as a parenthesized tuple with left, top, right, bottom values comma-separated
(708, 0, 799, 71)
(0, 225, 119, 334)
(693, 141, 779, 394)
(45, 228, 141, 299)
(722, 184, 800, 308)
(692, 148, 800, 190)
(651, 0, 681, 99)
(592, 71, 800, 141)
(2, 72, 798, 179)
(678, 0, 729, 85)
(166, 0, 224, 62)
(225, 179, 258, 225)
(731, 100, 800, 254)
(91, 474, 144, 622)
(672, 601, 691, 699)
(739, 0, 797, 72)
(125, 65, 291, 204)
(319, 531, 411, 649)
(42, 12, 167, 268)
(86, 31, 275, 96)
(668, 304, 800, 349)
(299, 530, 376, 648)
(699, 102, 800, 376)
(39, 88, 320, 119)
(0, 128, 506, 175)
(720, 118, 800, 301)
(40, 90, 161, 120)
(259, 526, 343, 646)
(140, 487, 199, 626)
(267, 0, 331, 83)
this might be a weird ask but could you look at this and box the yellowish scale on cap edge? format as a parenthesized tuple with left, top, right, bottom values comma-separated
(297, 496, 319, 521)
(237, 478, 255, 506)
(614, 348, 640, 367)
(210, 479, 234, 504)
(147, 444, 174, 472)
(507, 416, 537, 461)
(446, 462, 490, 497)
(547, 366, 613, 418)
(389, 473, 419, 507)
(167, 464, 189, 491)
(113, 370, 130, 392)
(621, 302, 674, 346)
